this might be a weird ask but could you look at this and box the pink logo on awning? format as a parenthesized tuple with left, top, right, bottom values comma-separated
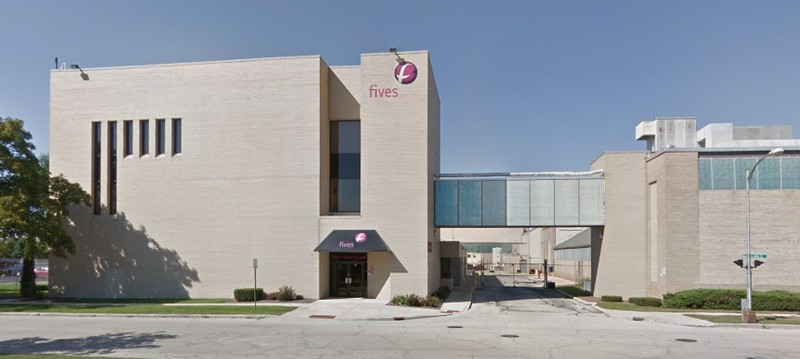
(355, 232, 368, 243)
(394, 61, 417, 85)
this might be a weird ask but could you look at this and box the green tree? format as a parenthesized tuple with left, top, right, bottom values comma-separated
(0, 117, 90, 297)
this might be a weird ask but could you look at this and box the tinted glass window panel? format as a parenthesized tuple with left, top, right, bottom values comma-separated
(711, 158, 734, 190)
(781, 157, 800, 189)
(457, 181, 482, 226)
(123, 120, 133, 157)
(698, 158, 712, 190)
(172, 118, 182, 155)
(329, 121, 360, 213)
(92, 122, 101, 215)
(481, 180, 506, 226)
(734, 158, 756, 190)
(108, 122, 117, 215)
(140, 120, 149, 156)
(336, 179, 360, 212)
(333, 121, 360, 154)
(756, 157, 781, 189)
(435, 181, 459, 226)
(331, 153, 360, 179)
(156, 119, 165, 155)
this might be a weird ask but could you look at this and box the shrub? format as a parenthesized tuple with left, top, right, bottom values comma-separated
(628, 297, 663, 307)
(433, 286, 451, 301)
(391, 293, 425, 307)
(234, 288, 265, 302)
(663, 289, 800, 311)
(392, 294, 442, 307)
(276, 285, 297, 302)
(266, 292, 278, 300)
(422, 295, 443, 307)
(601, 295, 622, 302)
(295, 294, 304, 300)
(391, 294, 410, 306)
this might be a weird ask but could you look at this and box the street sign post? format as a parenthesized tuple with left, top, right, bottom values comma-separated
(253, 258, 258, 309)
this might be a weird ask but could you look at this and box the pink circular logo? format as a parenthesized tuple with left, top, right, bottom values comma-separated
(394, 61, 417, 85)
(355, 232, 367, 243)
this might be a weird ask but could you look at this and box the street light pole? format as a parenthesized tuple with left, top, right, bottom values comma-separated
(744, 148, 783, 316)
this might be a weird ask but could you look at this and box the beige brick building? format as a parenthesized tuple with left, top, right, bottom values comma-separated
(592, 118, 800, 299)
(49, 51, 440, 299)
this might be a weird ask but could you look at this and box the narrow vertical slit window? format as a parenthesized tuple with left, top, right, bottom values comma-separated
(123, 120, 133, 157)
(92, 122, 101, 215)
(156, 119, 165, 156)
(330, 121, 360, 213)
(108, 121, 117, 215)
(172, 118, 182, 155)
(140, 120, 150, 157)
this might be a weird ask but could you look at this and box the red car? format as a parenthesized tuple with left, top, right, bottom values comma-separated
(34, 266, 49, 278)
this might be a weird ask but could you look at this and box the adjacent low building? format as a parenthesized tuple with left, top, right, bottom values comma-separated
(593, 118, 800, 299)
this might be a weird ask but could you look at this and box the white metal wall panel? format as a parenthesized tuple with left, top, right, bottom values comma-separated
(579, 179, 605, 225)
(506, 180, 530, 226)
(530, 180, 555, 225)
(554, 180, 580, 226)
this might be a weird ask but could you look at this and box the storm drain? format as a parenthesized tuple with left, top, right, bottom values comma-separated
(447, 326, 463, 329)
(675, 338, 697, 343)
(501, 334, 519, 338)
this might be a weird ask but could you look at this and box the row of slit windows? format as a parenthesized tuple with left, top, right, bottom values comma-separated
(698, 156, 800, 190)
(91, 118, 182, 215)
(123, 119, 182, 157)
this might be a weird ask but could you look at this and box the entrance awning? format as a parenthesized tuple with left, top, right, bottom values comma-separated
(314, 230, 391, 252)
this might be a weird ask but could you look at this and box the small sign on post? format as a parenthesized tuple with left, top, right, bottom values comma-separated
(253, 258, 258, 309)
(742, 254, 767, 259)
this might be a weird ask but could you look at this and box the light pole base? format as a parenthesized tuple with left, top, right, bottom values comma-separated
(742, 310, 757, 323)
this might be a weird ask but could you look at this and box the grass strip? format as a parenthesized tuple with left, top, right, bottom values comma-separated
(556, 286, 592, 297)
(0, 304, 294, 316)
(59, 298, 230, 304)
(1, 355, 105, 358)
(598, 302, 738, 313)
(686, 314, 800, 325)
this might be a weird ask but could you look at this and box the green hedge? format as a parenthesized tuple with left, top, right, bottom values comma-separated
(234, 288, 265, 302)
(601, 295, 622, 302)
(628, 297, 662, 307)
(663, 289, 800, 311)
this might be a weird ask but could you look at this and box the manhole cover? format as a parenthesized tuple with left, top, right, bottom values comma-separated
(501, 334, 519, 338)
(675, 338, 697, 343)
(447, 326, 463, 329)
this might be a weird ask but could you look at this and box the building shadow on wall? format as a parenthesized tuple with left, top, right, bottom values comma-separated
(50, 206, 199, 299)
(0, 332, 177, 356)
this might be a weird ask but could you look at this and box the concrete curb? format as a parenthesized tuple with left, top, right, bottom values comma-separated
(0, 312, 273, 319)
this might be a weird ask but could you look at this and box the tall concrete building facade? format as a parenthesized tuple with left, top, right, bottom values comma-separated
(49, 51, 441, 299)
(593, 118, 800, 299)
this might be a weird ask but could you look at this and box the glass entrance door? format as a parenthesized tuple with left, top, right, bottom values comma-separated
(331, 253, 367, 297)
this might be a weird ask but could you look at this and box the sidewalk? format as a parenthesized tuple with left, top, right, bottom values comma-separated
(572, 297, 800, 328)
(282, 287, 474, 320)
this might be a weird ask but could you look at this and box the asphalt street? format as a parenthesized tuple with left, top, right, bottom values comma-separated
(0, 281, 798, 358)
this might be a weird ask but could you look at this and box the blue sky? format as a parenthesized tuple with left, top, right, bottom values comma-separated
(2, 1, 799, 172)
